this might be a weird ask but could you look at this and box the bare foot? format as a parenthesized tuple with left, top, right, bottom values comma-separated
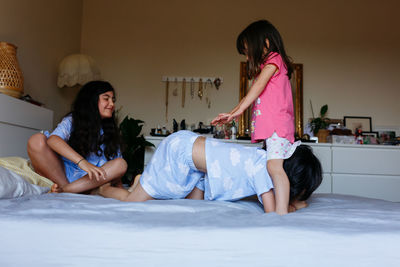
(128, 174, 141, 192)
(51, 183, 63, 193)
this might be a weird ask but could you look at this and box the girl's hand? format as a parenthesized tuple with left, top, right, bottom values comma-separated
(290, 200, 308, 211)
(211, 113, 230, 125)
(288, 204, 296, 213)
(78, 160, 107, 181)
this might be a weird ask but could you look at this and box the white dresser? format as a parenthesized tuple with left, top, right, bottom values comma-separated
(145, 136, 400, 202)
(0, 93, 53, 158)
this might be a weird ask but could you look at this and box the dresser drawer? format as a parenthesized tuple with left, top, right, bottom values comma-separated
(332, 173, 400, 202)
(309, 145, 331, 174)
(332, 146, 400, 175)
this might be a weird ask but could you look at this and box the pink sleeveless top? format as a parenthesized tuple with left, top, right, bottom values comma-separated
(251, 52, 295, 143)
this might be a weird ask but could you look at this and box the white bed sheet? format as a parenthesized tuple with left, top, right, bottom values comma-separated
(0, 193, 399, 267)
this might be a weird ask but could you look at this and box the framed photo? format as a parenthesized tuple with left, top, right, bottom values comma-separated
(362, 131, 378, 138)
(343, 116, 372, 134)
(378, 131, 396, 142)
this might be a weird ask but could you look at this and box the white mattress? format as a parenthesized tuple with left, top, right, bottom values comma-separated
(0, 193, 399, 267)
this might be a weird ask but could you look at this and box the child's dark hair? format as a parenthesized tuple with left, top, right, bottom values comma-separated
(236, 20, 293, 79)
(68, 80, 121, 160)
(283, 145, 322, 201)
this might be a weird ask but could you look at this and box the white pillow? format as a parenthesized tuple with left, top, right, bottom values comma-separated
(0, 166, 49, 199)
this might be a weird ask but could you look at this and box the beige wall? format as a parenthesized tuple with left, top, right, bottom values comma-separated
(0, 0, 83, 126)
(81, 0, 400, 135)
(3, 0, 399, 134)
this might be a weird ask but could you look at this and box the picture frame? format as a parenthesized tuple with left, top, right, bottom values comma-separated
(343, 116, 372, 134)
(362, 131, 378, 138)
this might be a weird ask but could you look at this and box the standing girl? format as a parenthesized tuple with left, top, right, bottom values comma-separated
(211, 20, 300, 214)
(27, 81, 127, 193)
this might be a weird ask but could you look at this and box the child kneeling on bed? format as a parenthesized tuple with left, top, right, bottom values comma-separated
(99, 130, 322, 213)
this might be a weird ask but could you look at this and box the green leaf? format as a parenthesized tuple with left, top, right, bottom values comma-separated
(320, 105, 328, 117)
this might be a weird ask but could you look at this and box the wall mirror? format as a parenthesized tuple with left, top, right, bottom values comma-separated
(238, 62, 303, 139)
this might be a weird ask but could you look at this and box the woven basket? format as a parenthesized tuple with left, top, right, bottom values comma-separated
(0, 42, 24, 98)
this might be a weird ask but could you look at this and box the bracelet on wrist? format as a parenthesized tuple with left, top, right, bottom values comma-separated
(76, 158, 85, 166)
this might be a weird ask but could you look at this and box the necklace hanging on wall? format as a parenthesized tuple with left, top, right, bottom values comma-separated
(214, 77, 221, 90)
(190, 78, 195, 99)
(182, 78, 186, 108)
(172, 77, 178, 96)
(165, 78, 169, 123)
(198, 78, 203, 100)
(205, 78, 213, 108)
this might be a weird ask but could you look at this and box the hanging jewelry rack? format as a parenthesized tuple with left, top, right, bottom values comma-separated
(162, 76, 223, 84)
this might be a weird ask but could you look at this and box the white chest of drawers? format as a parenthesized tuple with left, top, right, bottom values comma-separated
(0, 93, 53, 158)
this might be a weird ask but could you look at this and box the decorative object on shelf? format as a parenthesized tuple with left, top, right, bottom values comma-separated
(0, 42, 24, 98)
(57, 54, 101, 88)
(310, 104, 330, 143)
(20, 94, 43, 107)
(230, 121, 237, 140)
(173, 119, 178, 132)
(180, 119, 186, 130)
(310, 104, 329, 135)
(119, 116, 154, 185)
(343, 116, 372, 135)
(362, 131, 379, 145)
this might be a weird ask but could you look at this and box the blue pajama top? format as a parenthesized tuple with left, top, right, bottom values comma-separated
(202, 137, 274, 203)
(45, 115, 121, 182)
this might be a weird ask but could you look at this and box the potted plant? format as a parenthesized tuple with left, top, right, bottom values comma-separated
(310, 104, 330, 142)
(119, 116, 154, 185)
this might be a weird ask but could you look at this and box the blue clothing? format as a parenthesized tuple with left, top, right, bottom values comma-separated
(203, 137, 274, 203)
(45, 115, 121, 182)
(140, 131, 274, 204)
(140, 131, 204, 199)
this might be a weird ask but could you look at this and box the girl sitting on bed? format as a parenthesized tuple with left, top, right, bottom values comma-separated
(27, 80, 127, 194)
(98, 130, 322, 213)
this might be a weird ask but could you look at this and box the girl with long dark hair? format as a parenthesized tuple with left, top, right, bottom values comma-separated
(28, 81, 127, 193)
(211, 20, 299, 214)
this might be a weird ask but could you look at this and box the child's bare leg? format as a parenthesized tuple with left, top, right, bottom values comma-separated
(186, 187, 204, 200)
(98, 183, 130, 200)
(99, 176, 153, 202)
(128, 174, 141, 192)
(27, 133, 69, 187)
(267, 159, 290, 215)
(60, 158, 127, 193)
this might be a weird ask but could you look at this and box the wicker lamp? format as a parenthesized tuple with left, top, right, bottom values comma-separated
(0, 42, 24, 98)
(57, 54, 101, 88)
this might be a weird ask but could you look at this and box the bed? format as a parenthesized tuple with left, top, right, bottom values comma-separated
(1, 93, 400, 266)
(0, 192, 400, 266)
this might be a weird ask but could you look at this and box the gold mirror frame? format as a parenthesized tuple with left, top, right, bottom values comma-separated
(238, 62, 303, 139)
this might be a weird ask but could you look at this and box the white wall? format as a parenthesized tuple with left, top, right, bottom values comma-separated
(80, 0, 400, 135)
(0, 0, 83, 126)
